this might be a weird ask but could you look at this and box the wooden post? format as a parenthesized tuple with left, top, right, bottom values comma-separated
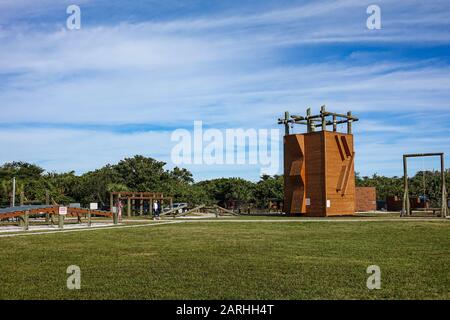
(347, 111, 353, 134)
(12, 177, 16, 207)
(441, 154, 447, 217)
(59, 214, 64, 229)
(88, 210, 92, 227)
(402, 155, 410, 216)
(22, 210, 29, 231)
(127, 197, 131, 218)
(110, 193, 114, 214)
(140, 194, 143, 216)
(321, 106, 327, 131)
(116, 193, 121, 224)
(284, 111, 290, 136)
(132, 193, 135, 217)
(306, 108, 312, 133)
(113, 206, 118, 225)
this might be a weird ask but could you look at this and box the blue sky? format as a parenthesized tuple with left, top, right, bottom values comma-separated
(0, 0, 449, 181)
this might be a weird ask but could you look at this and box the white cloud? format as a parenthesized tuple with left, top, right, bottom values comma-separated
(0, 127, 173, 173)
(0, 0, 449, 177)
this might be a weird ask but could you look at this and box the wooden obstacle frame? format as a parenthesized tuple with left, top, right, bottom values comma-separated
(402, 153, 448, 217)
(167, 204, 240, 218)
(0, 205, 113, 231)
(109, 192, 173, 218)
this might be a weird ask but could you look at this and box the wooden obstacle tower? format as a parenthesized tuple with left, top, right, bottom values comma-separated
(110, 192, 172, 217)
(278, 106, 358, 216)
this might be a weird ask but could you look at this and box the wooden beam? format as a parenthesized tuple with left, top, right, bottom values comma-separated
(441, 153, 447, 217)
(402, 155, 410, 216)
(347, 111, 352, 134)
(110, 193, 114, 213)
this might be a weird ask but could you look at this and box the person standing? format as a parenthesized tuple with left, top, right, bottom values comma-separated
(117, 200, 123, 223)
(153, 201, 159, 220)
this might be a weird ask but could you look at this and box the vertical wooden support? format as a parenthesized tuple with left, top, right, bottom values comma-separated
(140, 194, 143, 216)
(284, 111, 290, 136)
(402, 155, 410, 216)
(132, 193, 135, 217)
(110, 193, 114, 214)
(59, 214, 64, 229)
(88, 210, 92, 227)
(306, 108, 312, 133)
(117, 193, 122, 223)
(23, 210, 29, 231)
(127, 197, 131, 218)
(347, 111, 353, 134)
(20, 191, 24, 206)
(441, 154, 447, 217)
(113, 206, 118, 225)
(321, 106, 326, 131)
(12, 177, 16, 207)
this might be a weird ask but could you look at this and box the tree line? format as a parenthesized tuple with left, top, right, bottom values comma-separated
(0, 155, 448, 209)
(0, 156, 282, 209)
(357, 170, 450, 207)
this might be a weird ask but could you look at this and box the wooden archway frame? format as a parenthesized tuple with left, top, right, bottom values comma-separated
(402, 153, 447, 217)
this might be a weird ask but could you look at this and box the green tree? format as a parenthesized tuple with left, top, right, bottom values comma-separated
(197, 178, 256, 208)
(254, 174, 283, 208)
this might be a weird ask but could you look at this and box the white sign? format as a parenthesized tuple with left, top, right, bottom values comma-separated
(306, 198, 311, 206)
(326, 200, 331, 208)
(89, 203, 98, 210)
(59, 206, 68, 215)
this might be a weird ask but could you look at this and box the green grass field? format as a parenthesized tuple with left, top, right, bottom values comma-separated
(0, 218, 449, 300)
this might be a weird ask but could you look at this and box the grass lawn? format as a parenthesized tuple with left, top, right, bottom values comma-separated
(0, 219, 448, 299)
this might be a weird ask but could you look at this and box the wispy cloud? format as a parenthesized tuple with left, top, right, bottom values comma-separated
(0, 0, 449, 179)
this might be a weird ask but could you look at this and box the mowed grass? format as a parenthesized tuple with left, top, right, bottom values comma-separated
(0, 220, 448, 299)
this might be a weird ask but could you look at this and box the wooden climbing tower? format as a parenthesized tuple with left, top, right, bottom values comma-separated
(278, 106, 358, 216)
